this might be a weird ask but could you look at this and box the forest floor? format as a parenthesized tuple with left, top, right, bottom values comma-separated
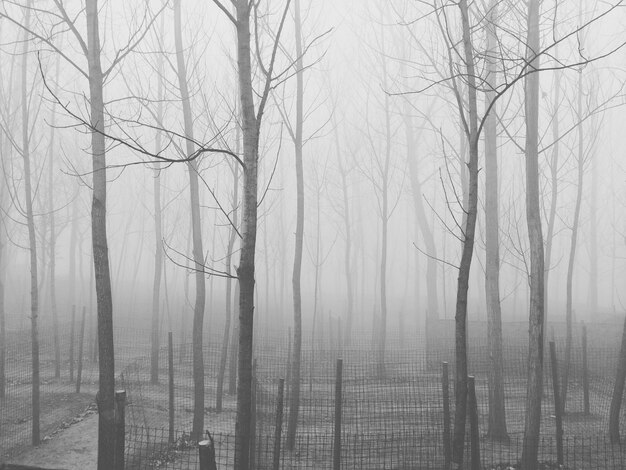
(5, 402, 98, 470)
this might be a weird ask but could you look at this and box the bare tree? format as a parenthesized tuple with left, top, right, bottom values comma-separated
(173, 0, 206, 440)
(211, 1, 294, 468)
(484, 0, 507, 441)
(519, 0, 545, 467)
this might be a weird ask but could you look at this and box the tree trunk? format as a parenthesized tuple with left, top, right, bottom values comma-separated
(562, 62, 585, 415)
(287, 0, 304, 450)
(150, 42, 165, 385)
(608, 316, 626, 443)
(544, 54, 560, 333)
(520, 0, 546, 467)
(217, 155, 239, 412)
(334, 125, 354, 347)
(20, 1, 40, 445)
(47, 57, 61, 379)
(484, 0, 507, 441)
(174, 0, 206, 440)
(234, 2, 260, 468)
(377, 68, 392, 379)
(451, 1, 479, 467)
(85, 1, 116, 467)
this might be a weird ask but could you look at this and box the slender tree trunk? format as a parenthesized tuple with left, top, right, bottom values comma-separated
(403, 104, 439, 331)
(150, 42, 165, 385)
(451, 1, 479, 467)
(234, 2, 260, 468)
(85, 1, 116, 467)
(544, 54, 560, 332)
(287, 0, 304, 449)
(21, 2, 40, 445)
(333, 126, 354, 347)
(562, 60, 585, 414)
(484, 1, 507, 441)
(377, 66, 392, 379)
(520, 0, 546, 467)
(174, 0, 206, 440)
(47, 56, 61, 380)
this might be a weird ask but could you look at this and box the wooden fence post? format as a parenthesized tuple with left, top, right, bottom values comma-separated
(442, 361, 451, 470)
(582, 324, 590, 415)
(250, 359, 257, 469)
(273, 378, 285, 470)
(467, 376, 480, 470)
(69, 305, 75, 383)
(75, 308, 86, 394)
(550, 341, 564, 465)
(168, 331, 174, 444)
(333, 358, 343, 470)
(199, 434, 217, 470)
(114, 390, 126, 470)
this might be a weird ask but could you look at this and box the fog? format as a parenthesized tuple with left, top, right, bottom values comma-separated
(3, 0, 626, 468)
(1, 0, 625, 333)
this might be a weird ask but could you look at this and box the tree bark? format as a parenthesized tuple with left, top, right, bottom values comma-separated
(287, 0, 304, 450)
(21, 1, 40, 445)
(234, 2, 260, 468)
(451, 1, 479, 467)
(520, 0, 546, 467)
(609, 316, 626, 443)
(47, 58, 61, 379)
(333, 124, 353, 347)
(150, 40, 165, 386)
(217, 154, 239, 412)
(85, 1, 116, 467)
(174, 0, 206, 440)
(484, 0, 508, 441)
(562, 61, 585, 415)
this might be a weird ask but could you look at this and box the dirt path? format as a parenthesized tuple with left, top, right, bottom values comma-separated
(7, 411, 98, 470)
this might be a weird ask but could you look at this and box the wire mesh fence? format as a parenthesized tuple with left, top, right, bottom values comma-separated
(3, 317, 626, 469)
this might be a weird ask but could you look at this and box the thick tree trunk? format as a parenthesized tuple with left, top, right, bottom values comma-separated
(0, 196, 5, 398)
(21, 2, 40, 445)
(234, 2, 259, 469)
(85, 1, 116, 467)
(287, 0, 304, 450)
(217, 159, 239, 412)
(484, 1, 508, 441)
(451, 1, 479, 467)
(609, 316, 626, 443)
(174, 0, 206, 440)
(520, 0, 546, 467)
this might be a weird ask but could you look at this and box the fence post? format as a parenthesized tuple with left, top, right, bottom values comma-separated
(75, 308, 86, 394)
(114, 390, 126, 470)
(582, 324, 590, 415)
(199, 434, 217, 470)
(550, 341, 564, 465)
(442, 361, 451, 470)
(333, 358, 343, 470)
(69, 305, 75, 383)
(273, 378, 285, 470)
(168, 331, 175, 444)
(250, 359, 257, 469)
(467, 376, 480, 470)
